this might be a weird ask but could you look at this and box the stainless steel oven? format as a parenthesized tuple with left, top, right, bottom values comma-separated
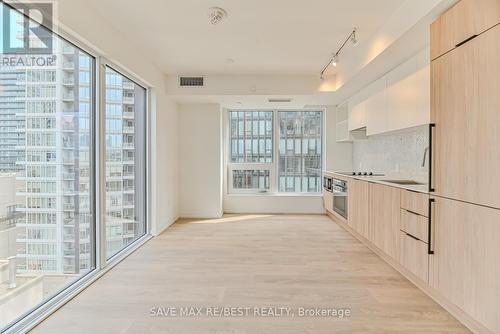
(323, 176, 333, 192)
(332, 178, 348, 219)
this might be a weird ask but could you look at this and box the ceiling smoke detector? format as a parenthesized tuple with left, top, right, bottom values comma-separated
(208, 7, 228, 25)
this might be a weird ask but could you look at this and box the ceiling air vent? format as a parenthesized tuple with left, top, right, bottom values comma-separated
(179, 76, 204, 87)
(268, 98, 292, 103)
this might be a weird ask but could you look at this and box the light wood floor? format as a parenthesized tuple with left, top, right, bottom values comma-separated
(32, 215, 469, 333)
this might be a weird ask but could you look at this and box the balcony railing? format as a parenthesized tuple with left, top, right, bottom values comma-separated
(63, 78, 75, 85)
(64, 203, 75, 211)
(63, 172, 75, 180)
(63, 93, 75, 100)
(123, 96, 134, 104)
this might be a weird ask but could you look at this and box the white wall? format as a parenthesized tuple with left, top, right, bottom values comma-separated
(151, 97, 179, 234)
(224, 195, 325, 214)
(52, 0, 180, 235)
(178, 104, 223, 218)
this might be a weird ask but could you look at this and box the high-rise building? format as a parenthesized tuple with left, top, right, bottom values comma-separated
(0, 42, 141, 276)
(0, 66, 25, 173)
(12, 40, 93, 274)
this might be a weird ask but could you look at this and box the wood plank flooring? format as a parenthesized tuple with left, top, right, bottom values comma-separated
(32, 215, 469, 333)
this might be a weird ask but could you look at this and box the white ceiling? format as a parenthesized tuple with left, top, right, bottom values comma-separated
(84, 0, 405, 75)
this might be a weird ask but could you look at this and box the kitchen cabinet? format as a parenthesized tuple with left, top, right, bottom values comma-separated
(368, 183, 401, 259)
(430, 0, 500, 60)
(386, 66, 430, 133)
(429, 196, 500, 334)
(347, 179, 369, 238)
(398, 231, 429, 282)
(365, 89, 387, 136)
(401, 190, 429, 217)
(431, 23, 500, 209)
(335, 102, 352, 142)
(400, 209, 428, 243)
(357, 51, 430, 136)
(348, 100, 367, 131)
(322, 189, 333, 214)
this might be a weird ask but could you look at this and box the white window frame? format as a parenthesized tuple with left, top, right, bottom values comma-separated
(225, 109, 324, 195)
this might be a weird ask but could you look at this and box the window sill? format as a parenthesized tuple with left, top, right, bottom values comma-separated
(225, 193, 322, 197)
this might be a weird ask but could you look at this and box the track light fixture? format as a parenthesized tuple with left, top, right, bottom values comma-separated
(320, 27, 358, 80)
(331, 54, 339, 67)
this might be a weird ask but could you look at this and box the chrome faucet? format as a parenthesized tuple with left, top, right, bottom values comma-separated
(421, 147, 429, 167)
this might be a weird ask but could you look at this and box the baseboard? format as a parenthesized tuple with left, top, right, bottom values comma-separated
(152, 215, 180, 236)
(327, 212, 493, 334)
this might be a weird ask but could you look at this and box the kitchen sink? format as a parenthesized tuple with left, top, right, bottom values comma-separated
(380, 179, 425, 185)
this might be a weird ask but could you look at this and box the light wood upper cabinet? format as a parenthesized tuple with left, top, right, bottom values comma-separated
(431, 23, 500, 209)
(431, 0, 500, 60)
(347, 179, 369, 238)
(368, 183, 401, 259)
(429, 196, 500, 334)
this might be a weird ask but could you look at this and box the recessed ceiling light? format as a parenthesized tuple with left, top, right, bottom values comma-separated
(207, 7, 228, 25)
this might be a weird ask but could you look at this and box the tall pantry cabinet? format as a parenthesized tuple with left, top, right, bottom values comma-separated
(430, 0, 500, 333)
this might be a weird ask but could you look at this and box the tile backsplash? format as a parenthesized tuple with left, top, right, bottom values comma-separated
(352, 125, 429, 183)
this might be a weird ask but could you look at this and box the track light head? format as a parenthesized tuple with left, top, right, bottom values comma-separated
(350, 28, 358, 46)
(331, 54, 339, 67)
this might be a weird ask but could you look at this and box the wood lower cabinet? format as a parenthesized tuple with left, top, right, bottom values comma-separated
(401, 190, 429, 217)
(431, 23, 500, 209)
(430, 0, 500, 59)
(398, 231, 429, 283)
(322, 189, 333, 214)
(368, 183, 401, 259)
(347, 179, 369, 238)
(429, 196, 500, 334)
(400, 209, 429, 243)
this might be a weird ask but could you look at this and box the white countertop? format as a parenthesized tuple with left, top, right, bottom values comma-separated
(324, 171, 429, 194)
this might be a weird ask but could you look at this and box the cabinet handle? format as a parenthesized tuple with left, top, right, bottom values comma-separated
(428, 198, 435, 255)
(429, 123, 436, 192)
(455, 34, 478, 48)
(405, 232, 420, 241)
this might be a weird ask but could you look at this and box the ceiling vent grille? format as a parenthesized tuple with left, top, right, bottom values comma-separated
(179, 76, 204, 87)
(268, 98, 292, 103)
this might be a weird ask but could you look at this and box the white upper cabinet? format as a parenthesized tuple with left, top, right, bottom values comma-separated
(365, 78, 388, 136)
(345, 48, 431, 137)
(348, 100, 367, 131)
(386, 65, 430, 131)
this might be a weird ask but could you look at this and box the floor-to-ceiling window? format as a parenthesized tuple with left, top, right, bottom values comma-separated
(104, 67, 147, 259)
(0, 3, 96, 328)
(0, 2, 149, 331)
(227, 110, 323, 194)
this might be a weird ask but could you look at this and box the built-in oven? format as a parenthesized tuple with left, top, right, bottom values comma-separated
(323, 176, 333, 192)
(332, 178, 348, 219)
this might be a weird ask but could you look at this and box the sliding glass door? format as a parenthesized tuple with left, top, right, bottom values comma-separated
(103, 67, 147, 259)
